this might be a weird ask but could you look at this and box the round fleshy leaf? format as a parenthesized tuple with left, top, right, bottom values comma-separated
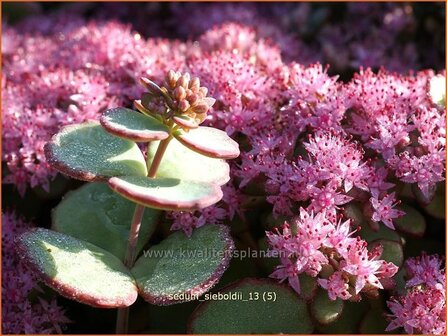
(147, 138, 230, 186)
(311, 289, 344, 325)
(395, 204, 426, 237)
(342, 202, 366, 227)
(131, 225, 234, 305)
(174, 126, 240, 159)
(52, 183, 161, 260)
(44, 121, 147, 181)
(188, 278, 313, 334)
(369, 239, 404, 267)
(316, 300, 369, 334)
(108, 176, 223, 211)
(100, 107, 169, 142)
(17, 228, 138, 308)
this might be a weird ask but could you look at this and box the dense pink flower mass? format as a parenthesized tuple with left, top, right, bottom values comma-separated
(266, 208, 398, 300)
(386, 254, 445, 335)
(343, 69, 446, 200)
(2, 212, 69, 334)
(370, 193, 405, 230)
(2, 6, 445, 319)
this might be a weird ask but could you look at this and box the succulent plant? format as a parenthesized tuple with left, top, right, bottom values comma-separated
(17, 71, 239, 333)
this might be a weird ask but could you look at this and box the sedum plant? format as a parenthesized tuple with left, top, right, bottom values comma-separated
(17, 71, 239, 333)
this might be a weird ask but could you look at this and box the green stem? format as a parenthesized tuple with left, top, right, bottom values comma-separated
(147, 135, 173, 179)
(116, 135, 173, 334)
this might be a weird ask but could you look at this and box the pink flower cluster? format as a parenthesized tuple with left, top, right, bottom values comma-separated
(386, 254, 445, 335)
(266, 208, 398, 300)
(344, 68, 446, 201)
(2, 212, 70, 333)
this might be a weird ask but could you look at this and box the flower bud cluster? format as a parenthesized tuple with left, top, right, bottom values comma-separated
(164, 70, 216, 125)
(138, 70, 216, 128)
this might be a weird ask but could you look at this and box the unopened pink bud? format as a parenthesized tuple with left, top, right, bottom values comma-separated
(178, 73, 190, 88)
(166, 70, 179, 89)
(185, 89, 193, 99)
(173, 86, 186, 101)
(189, 77, 200, 91)
(188, 93, 199, 105)
(178, 100, 190, 112)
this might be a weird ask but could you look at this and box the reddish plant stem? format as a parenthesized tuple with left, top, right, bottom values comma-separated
(115, 309, 130, 334)
(116, 135, 173, 334)
(123, 204, 146, 267)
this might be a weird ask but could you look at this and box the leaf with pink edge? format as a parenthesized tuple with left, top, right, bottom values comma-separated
(174, 126, 240, 159)
(44, 121, 147, 181)
(108, 176, 223, 211)
(187, 278, 313, 333)
(147, 138, 230, 186)
(100, 107, 169, 142)
(17, 228, 138, 308)
(52, 182, 161, 260)
(173, 115, 199, 129)
(131, 225, 234, 305)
